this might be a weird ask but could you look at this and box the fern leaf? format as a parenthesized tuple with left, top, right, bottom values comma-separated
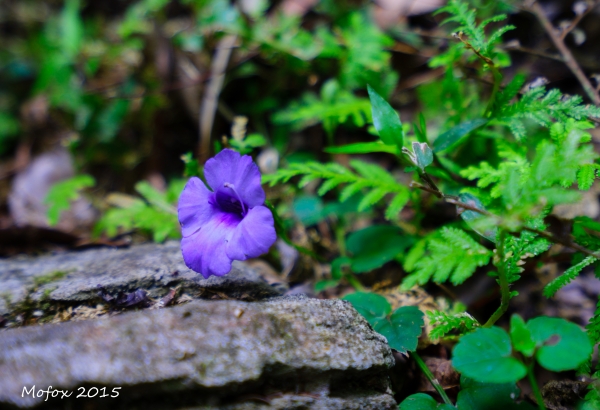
(427, 310, 480, 341)
(587, 299, 600, 345)
(349, 160, 395, 184)
(402, 227, 492, 288)
(543, 256, 597, 297)
(340, 180, 370, 202)
(358, 187, 388, 212)
(385, 191, 410, 220)
(577, 164, 597, 190)
(317, 177, 347, 196)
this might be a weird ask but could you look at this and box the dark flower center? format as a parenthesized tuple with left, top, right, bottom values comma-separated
(215, 183, 247, 217)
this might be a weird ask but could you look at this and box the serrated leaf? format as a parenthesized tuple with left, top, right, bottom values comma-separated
(527, 316, 592, 372)
(543, 256, 596, 297)
(452, 327, 527, 383)
(342, 292, 391, 324)
(433, 118, 487, 152)
(324, 141, 400, 155)
(375, 306, 424, 354)
(45, 174, 95, 226)
(367, 84, 404, 147)
(357, 187, 388, 212)
(350, 160, 395, 183)
(577, 164, 597, 190)
(385, 190, 410, 220)
(340, 181, 370, 202)
(317, 177, 345, 196)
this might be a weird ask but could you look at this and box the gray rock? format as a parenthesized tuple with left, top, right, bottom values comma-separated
(0, 242, 283, 316)
(0, 297, 396, 409)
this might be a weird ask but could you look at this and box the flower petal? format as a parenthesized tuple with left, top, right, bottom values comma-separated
(181, 211, 241, 278)
(226, 205, 276, 261)
(178, 177, 215, 238)
(204, 149, 265, 208)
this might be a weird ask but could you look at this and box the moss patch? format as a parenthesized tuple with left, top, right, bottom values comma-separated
(33, 270, 68, 287)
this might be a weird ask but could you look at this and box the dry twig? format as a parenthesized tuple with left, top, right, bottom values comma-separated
(525, 0, 600, 105)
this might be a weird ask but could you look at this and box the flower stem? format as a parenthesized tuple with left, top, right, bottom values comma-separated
(412, 352, 454, 406)
(527, 361, 547, 410)
(484, 229, 510, 327)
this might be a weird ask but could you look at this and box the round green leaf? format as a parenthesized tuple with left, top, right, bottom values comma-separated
(374, 306, 424, 354)
(527, 317, 593, 372)
(452, 327, 527, 383)
(346, 225, 411, 273)
(367, 84, 404, 147)
(457, 376, 536, 410)
(342, 292, 391, 325)
(399, 393, 456, 410)
(510, 315, 535, 357)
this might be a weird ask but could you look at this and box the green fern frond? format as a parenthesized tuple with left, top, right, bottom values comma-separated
(577, 164, 599, 190)
(263, 160, 409, 219)
(543, 256, 597, 298)
(494, 74, 526, 111)
(401, 227, 492, 289)
(272, 81, 372, 137)
(500, 225, 550, 286)
(587, 299, 600, 345)
(437, 0, 513, 59)
(427, 310, 480, 341)
(496, 86, 600, 139)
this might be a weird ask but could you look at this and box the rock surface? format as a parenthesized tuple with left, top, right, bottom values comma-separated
(0, 297, 396, 409)
(0, 242, 283, 316)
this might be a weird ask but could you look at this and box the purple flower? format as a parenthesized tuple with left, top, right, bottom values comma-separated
(178, 149, 277, 278)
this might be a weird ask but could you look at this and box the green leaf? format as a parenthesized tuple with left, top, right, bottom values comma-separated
(346, 225, 412, 272)
(367, 84, 404, 147)
(543, 255, 597, 298)
(527, 317, 593, 372)
(342, 292, 391, 324)
(314, 279, 340, 292)
(457, 377, 535, 410)
(452, 327, 527, 383)
(433, 118, 487, 152)
(413, 142, 434, 170)
(331, 256, 351, 280)
(458, 193, 497, 243)
(577, 164, 597, 190)
(385, 190, 410, 221)
(376, 306, 424, 354)
(324, 141, 400, 155)
(510, 315, 535, 357)
(399, 393, 456, 410)
(45, 175, 95, 226)
(61, 0, 83, 58)
(135, 181, 176, 215)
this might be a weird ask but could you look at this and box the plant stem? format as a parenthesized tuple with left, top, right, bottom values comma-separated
(345, 271, 365, 292)
(484, 66, 503, 117)
(412, 352, 454, 406)
(484, 229, 511, 327)
(527, 361, 547, 410)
